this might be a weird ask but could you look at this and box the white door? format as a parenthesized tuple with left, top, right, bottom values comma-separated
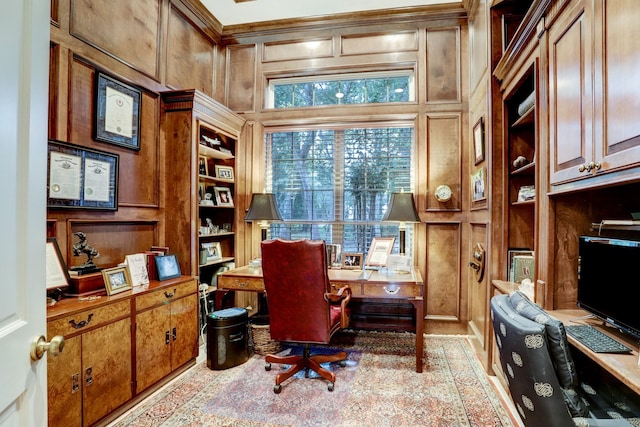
(0, 0, 50, 425)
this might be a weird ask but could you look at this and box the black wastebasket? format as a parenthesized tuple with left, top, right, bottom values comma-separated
(207, 307, 249, 370)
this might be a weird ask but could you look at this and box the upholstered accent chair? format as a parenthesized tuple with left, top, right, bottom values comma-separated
(260, 238, 352, 393)
(490, 292, 640, 427)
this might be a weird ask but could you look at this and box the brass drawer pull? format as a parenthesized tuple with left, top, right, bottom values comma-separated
(164, 288, 176, 299)
(69, 313, 94, 329)
(383, 285, 400, 295)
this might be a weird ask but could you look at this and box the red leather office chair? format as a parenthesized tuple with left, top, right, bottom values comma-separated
(260, 238, 352, 393)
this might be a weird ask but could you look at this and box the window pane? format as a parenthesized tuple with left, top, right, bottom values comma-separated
(293, 82, 314, 107)
(274, 84, 293, 109)
(313, 81, 340, 106)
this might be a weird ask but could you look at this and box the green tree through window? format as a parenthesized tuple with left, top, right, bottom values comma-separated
(265, 125, 414, 257)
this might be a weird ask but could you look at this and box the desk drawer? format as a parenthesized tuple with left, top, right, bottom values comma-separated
(362, 282, 422, 298)
(218, 276, 264, 292)
(48, 300, 130, 337)
(135, 280, 195, 311)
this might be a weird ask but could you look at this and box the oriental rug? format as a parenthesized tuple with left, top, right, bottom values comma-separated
(111, 331, 515, 427)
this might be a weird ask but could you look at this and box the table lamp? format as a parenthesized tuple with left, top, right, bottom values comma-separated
(382, 192, 421, 255)
(244, 193, 282, 241)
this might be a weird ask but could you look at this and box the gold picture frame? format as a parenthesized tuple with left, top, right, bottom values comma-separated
(102, 265, 133, 295)
(342, 252, 363, 270)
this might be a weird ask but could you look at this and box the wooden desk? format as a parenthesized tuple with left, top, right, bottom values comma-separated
(550, 309, 640, 396)
(217, 266, 425, 373)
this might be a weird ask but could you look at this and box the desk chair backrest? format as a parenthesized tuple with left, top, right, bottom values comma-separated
(260, 238, 334, 344)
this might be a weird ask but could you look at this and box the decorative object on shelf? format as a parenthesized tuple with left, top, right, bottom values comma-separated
(342, 252, 363, 270)
(517, 185, 535, 202)
(201, 242, 222, 262)
(434, 184, 452, 203)
(199, 156, 208, 175)
(214, 165, 234, 180)
(214, 186, 234, 207)
(512, 155, 529, 169)
(245, 193, 283, 241)
(201, 134, 221, 148)
(125, 253, 149, 287)
(512, 254, 535, 284)
(155, 254, 182, 281)
(46, 237, 70, 291)
(223, 223, 232, 232)
(47, 139, 119, 210)
(70, 231, 101, 274)
(471, 167, 486, 202)
(473, 117, 485, 165)
(517, 91, 535, 116)
(364, 236, 395, 267)
(94, 71, 141, 150)
(507, 249, 534, 282)
(102, 265, 133, 295)
(382, 191, 421, 255)
(202, 192, 215, 206)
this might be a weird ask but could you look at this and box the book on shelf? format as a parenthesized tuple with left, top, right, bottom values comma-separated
(599, 219, 640, 226)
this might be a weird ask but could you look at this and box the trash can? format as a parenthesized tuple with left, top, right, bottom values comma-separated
(207, 307, 249, 370)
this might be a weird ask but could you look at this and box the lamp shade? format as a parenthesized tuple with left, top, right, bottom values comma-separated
(382, 192, 420, 223)
(244, 193, 282, 222)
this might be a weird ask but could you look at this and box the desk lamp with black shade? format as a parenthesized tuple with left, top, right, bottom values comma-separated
(245, 192, 282, 242)
(382, 191, 421, 255)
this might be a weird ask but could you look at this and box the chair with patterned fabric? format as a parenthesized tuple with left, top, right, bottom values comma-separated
(260, 238, 352, 394)
(490, 293, 640, 427)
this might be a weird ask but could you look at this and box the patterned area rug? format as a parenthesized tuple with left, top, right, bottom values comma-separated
(112, 331, 515, 426)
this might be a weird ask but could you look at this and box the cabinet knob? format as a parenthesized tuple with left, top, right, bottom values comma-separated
(30, 335, 65, 361)
(578, 161, 602, 173)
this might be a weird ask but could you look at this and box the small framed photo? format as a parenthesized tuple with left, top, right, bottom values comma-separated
(201, 242, 222, 261)
(365, 236, 396, 267)
(517, 185, 535, 202)
(473, 116, 485, 165)
(94, 71, 141, 151)
(342, 252, 363, 270)
(214, 187, 234, 207)
(214, 165, 234, 180)
(102, 265, 133, 295)
(155, 254, 182, 281)
(471, 167, 486, 202)
(199, 156, 208, 176)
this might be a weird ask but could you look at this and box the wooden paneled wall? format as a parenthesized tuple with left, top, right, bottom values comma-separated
(48, 0, 222, 268)
(223, 8, 476, 334)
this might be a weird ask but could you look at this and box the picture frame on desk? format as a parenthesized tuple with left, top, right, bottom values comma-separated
(102, 265, 133, 295)
(342, 252, 363, 270)
(155, 254, 181, 281)
(125, 253, 149, 287)
(365, 236, 395, 267)
(93, 71, 141, 151)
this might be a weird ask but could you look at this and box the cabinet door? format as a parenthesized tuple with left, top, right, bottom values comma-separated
(549, 2, 593, 185)
(135, 304, 172, 394)
(82, 318, 132, 426)
(170, 294, 199, 369)
(48, 335, 82, 427)
(593, 0, 640, 170)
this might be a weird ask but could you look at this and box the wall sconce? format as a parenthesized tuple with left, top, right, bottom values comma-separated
(382, 192, 421, 255)
(244, 193, 282, 241)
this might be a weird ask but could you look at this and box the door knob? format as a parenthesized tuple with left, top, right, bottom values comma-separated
(30, 335, 65, 361)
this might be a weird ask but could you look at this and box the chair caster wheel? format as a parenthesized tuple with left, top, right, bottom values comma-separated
(274, 384, 282, 394)
(265, 363, 271, 371)
(328, 382, 335, 392)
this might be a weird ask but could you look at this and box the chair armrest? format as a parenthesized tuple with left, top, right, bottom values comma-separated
(325, 286, 352, 328)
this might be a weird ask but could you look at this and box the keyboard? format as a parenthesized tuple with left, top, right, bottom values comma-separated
(565, 324, 633, 354)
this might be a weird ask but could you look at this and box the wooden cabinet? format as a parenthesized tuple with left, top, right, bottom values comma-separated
(47, 299, 132, 427)
(47, 277, 198, 426)
(134, 279, 199, 393)
(550, 0, 640, 190)
(160, 90, 245, 287)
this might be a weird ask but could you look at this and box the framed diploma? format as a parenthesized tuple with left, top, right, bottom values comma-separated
(364, 236, 396, 267)
(47, 140, 119, 210)
(94, 71, 141, 150)
(46, 237, 70, 290)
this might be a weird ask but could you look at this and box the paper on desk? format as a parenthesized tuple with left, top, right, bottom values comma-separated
(386, 255, 412, 272)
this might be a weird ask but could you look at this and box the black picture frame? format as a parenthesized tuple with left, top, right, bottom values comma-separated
(94, 71, 141, 151)
(47, 139, 119, 210)
(155, 254, 181, 281)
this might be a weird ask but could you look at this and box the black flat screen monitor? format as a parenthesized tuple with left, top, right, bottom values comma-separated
(578, 236, 640, 341)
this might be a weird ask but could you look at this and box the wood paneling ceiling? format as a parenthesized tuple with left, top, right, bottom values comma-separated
(201, 0, 462, 26)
